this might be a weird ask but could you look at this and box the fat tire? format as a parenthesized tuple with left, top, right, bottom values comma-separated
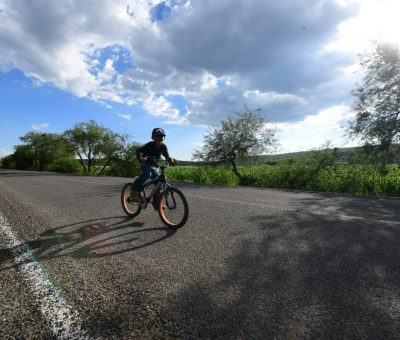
(158, 187, 189, 228)
(121, 183, 141, 217)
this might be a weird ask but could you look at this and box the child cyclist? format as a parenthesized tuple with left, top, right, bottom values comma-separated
(131, 128, 177, 207)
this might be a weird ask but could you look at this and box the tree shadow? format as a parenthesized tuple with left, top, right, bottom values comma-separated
(65, 184, 124, 199)
(1, 216, 176, 271)
(0, 170, 70, 177)
(155, 195, 400, 339)
(289, 190, 400, 221)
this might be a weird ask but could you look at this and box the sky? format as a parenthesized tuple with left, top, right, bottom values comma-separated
(1, 0, 400, 161)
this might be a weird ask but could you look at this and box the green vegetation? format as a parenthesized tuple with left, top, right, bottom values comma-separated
(166, 162, 400, 197)
(1, 122, 399, 197)
(64, 120, 128, 175)
(0, 120, 141, 176)
(193, 108, 277, 185)
(348, 43, 400, 172)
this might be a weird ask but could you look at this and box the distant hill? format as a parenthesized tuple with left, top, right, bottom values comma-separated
(245, 147, 359, 164)
(178, 145, 399, 166)
(177, 148, 356, 166)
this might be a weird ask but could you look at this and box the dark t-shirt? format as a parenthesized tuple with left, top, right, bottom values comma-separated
(136, 141, 171, 166)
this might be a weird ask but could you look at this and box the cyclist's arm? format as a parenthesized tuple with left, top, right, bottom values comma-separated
(161, 144, 174, 164)
(137, 144, 154, 163)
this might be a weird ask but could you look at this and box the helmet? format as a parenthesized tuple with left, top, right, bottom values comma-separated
(151, 128, 166, 138)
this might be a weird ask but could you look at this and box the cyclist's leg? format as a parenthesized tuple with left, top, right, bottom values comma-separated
(132, 164, 152, 194)
(149, 167, 160, 185)
(149, 168, 161, 209)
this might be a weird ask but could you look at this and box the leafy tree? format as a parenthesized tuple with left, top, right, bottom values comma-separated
(13, 145, 35, 170)
(106, 142, 142, 177)
(1, 154, 16, 169)
(193, 108, 277, 185)
(19, 132, 41, 170)
(20, 132, 71, 171)
(63, 120, 127, 175)
(349, 43, 400, 171)
(95, 130, 128, 176)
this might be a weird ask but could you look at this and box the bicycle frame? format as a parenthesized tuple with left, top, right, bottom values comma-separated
(139, 164, 169, 208)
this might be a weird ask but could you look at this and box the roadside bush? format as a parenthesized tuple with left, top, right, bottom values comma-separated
(48, 158, 81, 173)
(105, 159, 141, 178)
(0, 155, 16, 169)
(166, 163, 400, 197)
(167, 165, 238, 185)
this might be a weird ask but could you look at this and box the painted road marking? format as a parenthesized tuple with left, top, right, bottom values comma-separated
(0, 212, 90, 339)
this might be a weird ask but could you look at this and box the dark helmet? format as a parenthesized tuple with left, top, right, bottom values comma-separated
(151, 128, 166, 138)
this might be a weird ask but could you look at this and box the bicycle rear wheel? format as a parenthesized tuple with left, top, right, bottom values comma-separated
(121, 183, 141, 217)
(158, 187, 189, 228)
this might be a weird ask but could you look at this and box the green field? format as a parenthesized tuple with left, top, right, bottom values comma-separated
(166, 163, 400, 197)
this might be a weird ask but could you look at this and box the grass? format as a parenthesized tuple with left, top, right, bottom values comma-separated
(166, 163, 400, 197)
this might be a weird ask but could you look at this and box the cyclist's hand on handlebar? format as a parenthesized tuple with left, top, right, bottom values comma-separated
(169, 158, 178, 166)
(139, 156, 149, 163)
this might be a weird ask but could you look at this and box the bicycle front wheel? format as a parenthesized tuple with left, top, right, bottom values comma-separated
(158, 187, 189, 228)
(121, 183, 141, 217)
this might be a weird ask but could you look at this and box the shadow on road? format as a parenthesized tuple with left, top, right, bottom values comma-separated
(0, 170, 70, 177)
(155, 194, 400, 339)
(1, 216, 176, 271)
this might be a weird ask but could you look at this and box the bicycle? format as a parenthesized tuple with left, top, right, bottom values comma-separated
(121, 160, 189, 229)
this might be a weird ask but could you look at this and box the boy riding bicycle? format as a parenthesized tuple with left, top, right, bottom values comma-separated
(131, 128, 176, 207)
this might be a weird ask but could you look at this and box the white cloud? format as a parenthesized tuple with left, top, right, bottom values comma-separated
(0, 147, 13, 158)
(117, 113, 132, 120)
(143, 95, 182, 121)
(32, 123, 50, 131)
(275, 104, 357, 153)
(0, 0, 372, 133)
(8, 0, 396, 158)
(326, 0, 400, 53)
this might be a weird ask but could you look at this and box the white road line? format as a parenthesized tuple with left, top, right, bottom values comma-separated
(0, 212, 90, 339)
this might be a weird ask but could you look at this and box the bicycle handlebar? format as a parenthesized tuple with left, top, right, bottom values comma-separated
(138, 155, 178, 167)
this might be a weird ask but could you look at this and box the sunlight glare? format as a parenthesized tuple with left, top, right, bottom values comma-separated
(327, 0, 400, 52)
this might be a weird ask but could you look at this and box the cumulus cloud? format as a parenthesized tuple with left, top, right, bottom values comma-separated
(0, 0, 361, 126)
(275, 104, 357, 153)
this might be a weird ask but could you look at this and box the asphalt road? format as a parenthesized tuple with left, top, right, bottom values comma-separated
(1, 169, 400, 339)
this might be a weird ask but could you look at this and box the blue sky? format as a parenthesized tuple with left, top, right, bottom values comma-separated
(1, 0, 399, 160)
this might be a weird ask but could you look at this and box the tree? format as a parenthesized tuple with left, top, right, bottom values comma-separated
(106, 142, 142, 177)
(63, 120, 127, 175)
(95, 130, 128, 176)
(20, 132, 72, 171)
(19, 132, 42, 170)
(193, 108, 277, 185)
(13, 145, 35, 170)
(349, 43, 400, 170)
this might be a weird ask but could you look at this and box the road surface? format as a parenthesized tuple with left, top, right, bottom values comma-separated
(1, 170, 400, 339)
